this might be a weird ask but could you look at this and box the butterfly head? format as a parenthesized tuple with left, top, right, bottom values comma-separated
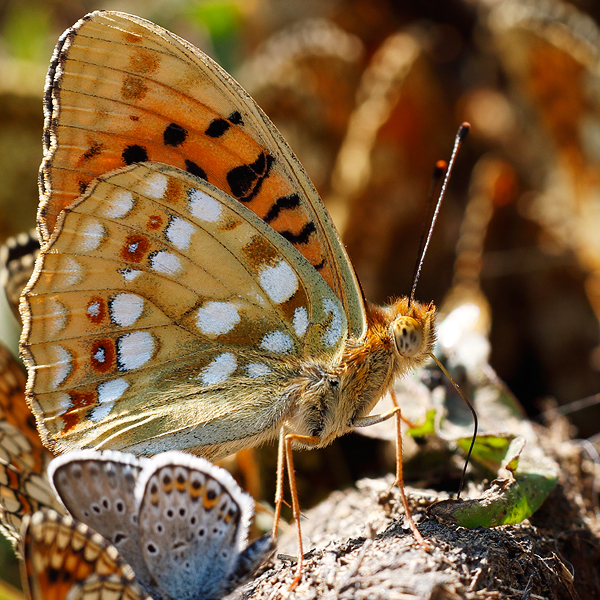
(376, 297, 436, 368)
(392, 315, 427, 358)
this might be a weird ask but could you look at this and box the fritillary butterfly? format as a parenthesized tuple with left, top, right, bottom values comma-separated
(20, 11, 450, 581)
(0, 342, 62, 547)
(21, 510, 149, 600)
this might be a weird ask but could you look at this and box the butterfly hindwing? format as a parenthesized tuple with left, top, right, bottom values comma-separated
(135, 452, 260, 600)
(22, 162, 347, 455)
(47, 450, 274, 600)
(21, 509, 149, 600)
(40, 10, 365, 337)
(0, 422, 63, 547)
(49, 451, 152, 592)
(0, 343, 61, 547)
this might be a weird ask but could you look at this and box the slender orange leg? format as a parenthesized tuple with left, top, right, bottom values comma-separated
(272, 428, 320, 588)
(272, 427, 287, 538)
(390, 388, 418, 428)
(391, 407, 429, 549)
(284, 433, 320, 588)
(353, 402, 429, 551)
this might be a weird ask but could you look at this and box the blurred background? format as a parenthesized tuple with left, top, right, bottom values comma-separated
(1, 0, 600, 592)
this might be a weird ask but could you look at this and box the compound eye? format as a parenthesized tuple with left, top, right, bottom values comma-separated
(393, 317, 423, 357)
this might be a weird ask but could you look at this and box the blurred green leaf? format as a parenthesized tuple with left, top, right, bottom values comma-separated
(406, 409, 437, 437)
(188, 1, 242, 39)
(455, 433, 515, 473)
(2, 3, 52, 63)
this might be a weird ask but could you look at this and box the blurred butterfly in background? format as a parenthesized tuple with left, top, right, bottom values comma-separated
(19, 11, 463, 580)
(21, 450, 273, 600)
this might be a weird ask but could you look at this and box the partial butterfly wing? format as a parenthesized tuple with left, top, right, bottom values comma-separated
(21, 163, 348, 456)
(135, 452, 274, 600)
(49, 450, 274, 600)
(48, 451, 153, 595)
(0, 343, 60, 547)
(0, 231, 40, 322)
(40, 10, 365, 337)
(0, 422, 63, 547)
(0, 343, 43, 449)
(21, 510, 149, 600)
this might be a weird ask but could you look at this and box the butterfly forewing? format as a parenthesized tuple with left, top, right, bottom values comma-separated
(22, 163, 347, 455)
(1, 231, 40, 322)
(41, 11, 366, 337)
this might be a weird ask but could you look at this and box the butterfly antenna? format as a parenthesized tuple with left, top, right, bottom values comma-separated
(409, 123, 470, 307)
(409, 160, 446, 309)
(431, 354, 478, 500)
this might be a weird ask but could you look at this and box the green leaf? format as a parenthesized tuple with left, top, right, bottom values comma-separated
(429, 469, 558, 527)
(406, 409, 437, 437)
(455, 433, 515, 473)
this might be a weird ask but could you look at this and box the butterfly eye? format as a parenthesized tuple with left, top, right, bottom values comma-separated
(392, 317, 424, 358)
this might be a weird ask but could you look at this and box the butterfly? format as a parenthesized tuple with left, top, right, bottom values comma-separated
(0, 342, 63, 548)
(20, 11, 441, 581)
(30, 449, 274, 600)
(1, 230, 40, 323)
(21, 510, 149, 600)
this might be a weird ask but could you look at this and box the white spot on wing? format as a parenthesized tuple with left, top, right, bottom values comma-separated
(259, 260, 298, 304)
(165, 217, 195, 250)
(199, 353, 237, 386)
(110, 293, 144, 327)
(117, 331, 154, 370)
(141, 173, 168, 198)
(188, 188, 222, 222)
(119, 268, 142, 282)
(105, 190, 134, 218)
(91, 378, 129, 421)
(94, 346, 106, 364)
(78, 221, 105, 252)
(56, 393, 73, 415)
(260, 331, 293, 354)
(48, 345, 71, 388)
(47, 297, 68, 335)
(62, 257, 83, 286)
(87, 301, 100, 318)
(195, 301, 240, 335)
(293, 307, 309, 337)
(322, 298, 343, 347)
(246, 363, 272, 378)
(150, 251, 181, 276)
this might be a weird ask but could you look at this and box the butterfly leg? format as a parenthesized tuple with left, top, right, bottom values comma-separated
(272, 427, 286, 538)
(273, 427, 320, 588)
(352, 402, 430, 551)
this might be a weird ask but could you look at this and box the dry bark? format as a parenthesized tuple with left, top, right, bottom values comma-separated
(235, 427, 600, 600)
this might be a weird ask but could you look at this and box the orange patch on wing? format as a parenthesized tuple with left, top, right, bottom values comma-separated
(203, 489, 220, 510)
(86, 297, 106, 324)
(90, 339, 115, 373)
(120, 234, 151, 263)
(146, 215, 163, 230)
(62, 391, 96, 432)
